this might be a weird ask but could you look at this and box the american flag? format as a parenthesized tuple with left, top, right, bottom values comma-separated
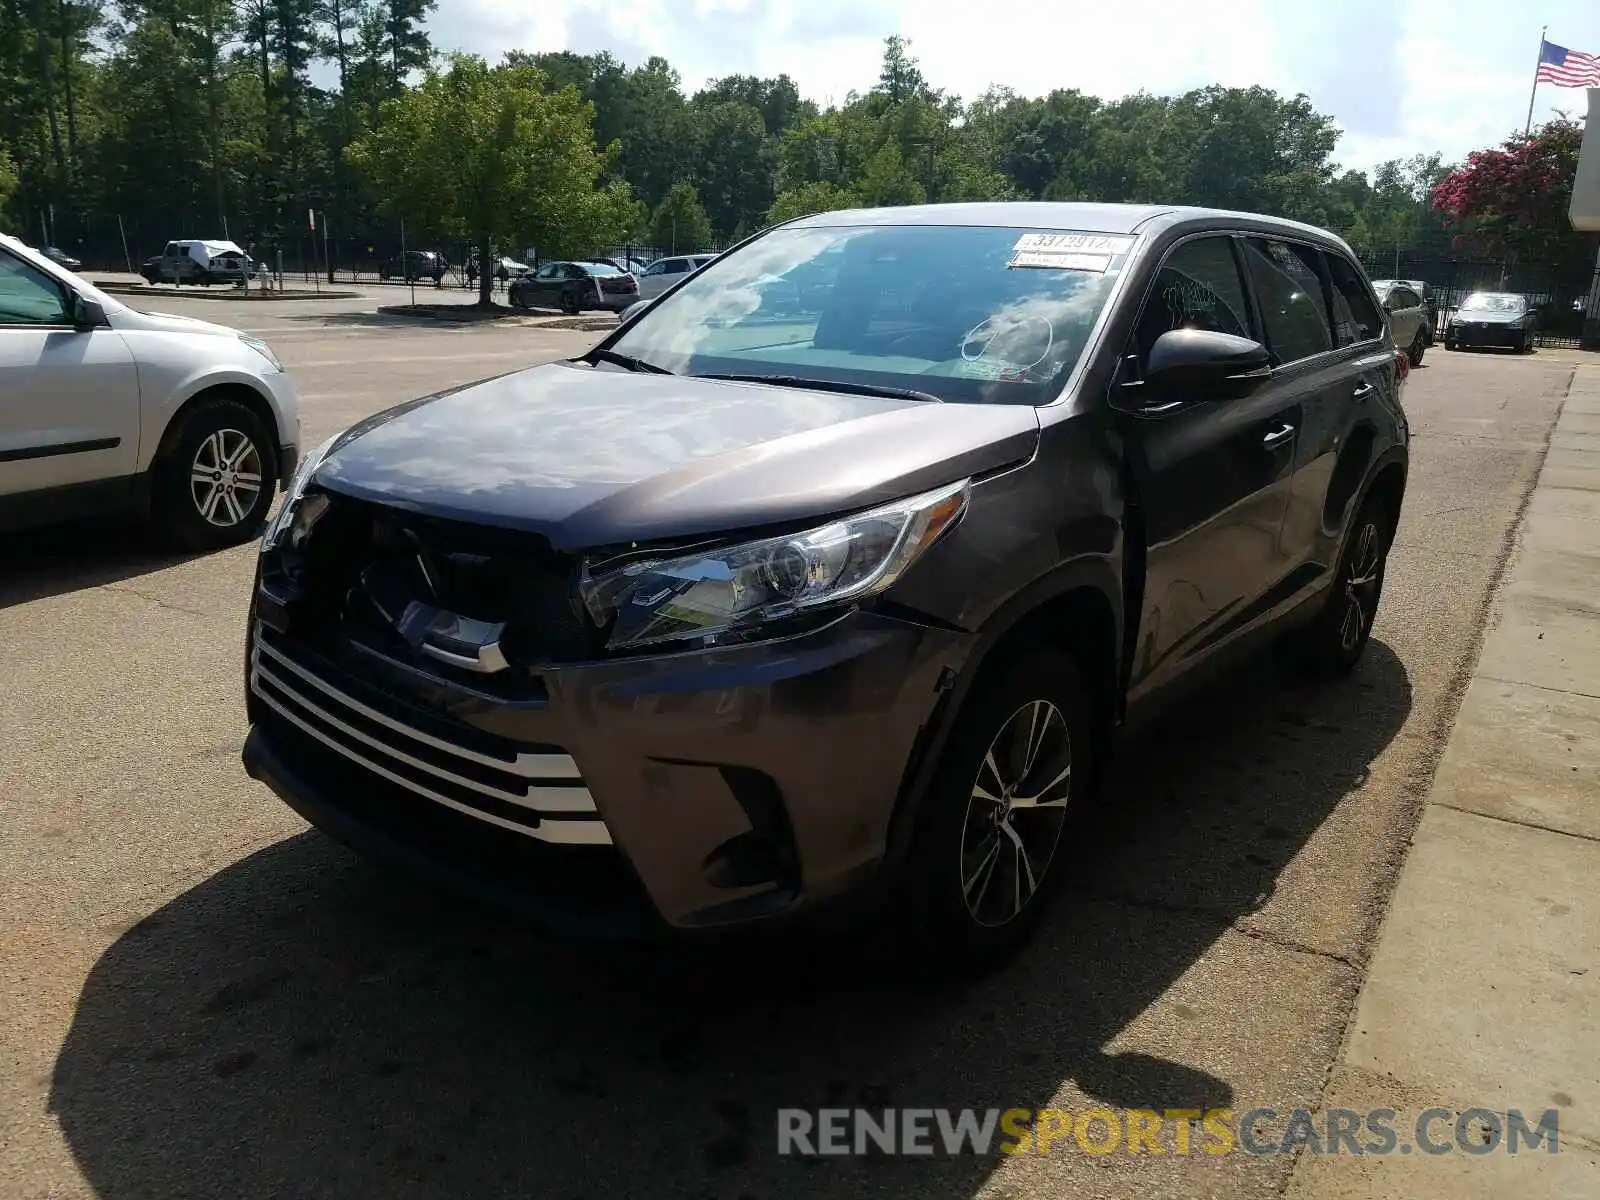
(1536, 40, 1600, 87)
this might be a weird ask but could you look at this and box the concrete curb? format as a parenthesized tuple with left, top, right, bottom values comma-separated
(90, 281, 364, 302)
(373, 304, 618, 330)
(1288, 365, 1600, 1197)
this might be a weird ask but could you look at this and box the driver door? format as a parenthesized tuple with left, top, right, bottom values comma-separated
(1117, 234, 1303, 703)
(0, 247, 139, 498)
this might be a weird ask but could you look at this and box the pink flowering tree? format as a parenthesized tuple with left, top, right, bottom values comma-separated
(1431, 119, 1588, 264)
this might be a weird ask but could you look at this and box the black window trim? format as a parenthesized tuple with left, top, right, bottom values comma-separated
(1238, 233, 1383, 369)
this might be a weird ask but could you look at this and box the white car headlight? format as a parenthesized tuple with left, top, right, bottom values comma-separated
(261, 433, 337, 550)
(239, 333, 283, 372)
(577, 480, 970, 652)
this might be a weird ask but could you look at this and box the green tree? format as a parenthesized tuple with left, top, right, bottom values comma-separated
(0, 143, 17, 212)
(347, 54, 632, 305)
(650, 180, 711, 252)
(766, 178, 854, 224)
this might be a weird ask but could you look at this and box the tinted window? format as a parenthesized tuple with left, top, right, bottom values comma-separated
(611, 223, 1129, 405)
(643, 261, 666, 276)
(563, 264, 586, 280)
(1391, 287, 1419, 308)
(534, 263, 562, 281)
(662, 258, 689, 273)
(1242, 238, 1332, 363)
(0, 250, 70, 324)
(1132, 236, 1252, 365)
(1325, 253, 1384, 346)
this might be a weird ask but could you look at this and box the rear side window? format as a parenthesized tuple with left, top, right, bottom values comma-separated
(1325, 253, 1384, 347)
(663, 258, 688, 273)
(1241, 238, 1332, 363)
(1131, 236, 1254, 366)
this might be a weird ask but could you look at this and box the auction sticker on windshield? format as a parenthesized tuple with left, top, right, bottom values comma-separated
(1009, 232, 1135, 271)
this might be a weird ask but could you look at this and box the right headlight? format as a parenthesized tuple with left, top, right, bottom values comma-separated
(261, 433, 338, 550)
(577, 479, 971, 652)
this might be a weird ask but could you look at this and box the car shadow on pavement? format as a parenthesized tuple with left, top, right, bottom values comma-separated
(0, 524, 202, 609)
(50, 640, 1411, 1198)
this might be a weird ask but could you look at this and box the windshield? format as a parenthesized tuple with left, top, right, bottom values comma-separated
(1461, 293, 1524, 312)
(608, 223, 1131, 405)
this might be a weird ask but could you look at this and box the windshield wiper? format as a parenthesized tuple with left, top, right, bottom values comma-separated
(699, 373, 943, 404)
(580, 347, 673, 375)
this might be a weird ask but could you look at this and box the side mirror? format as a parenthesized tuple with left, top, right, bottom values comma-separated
(618, 301, 647, 326)
(1143, 328, 1271, 399)
(72, 295, 107, 331)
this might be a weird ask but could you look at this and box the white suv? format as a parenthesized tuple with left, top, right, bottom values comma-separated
(0, 233, 300, 550)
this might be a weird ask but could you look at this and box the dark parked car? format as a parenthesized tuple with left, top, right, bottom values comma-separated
(42, 245, 82, 271)
(378, 250, 446, 283)
(243, 203, 1409, 964)
(509, 260, 638, 313)
(1444, 291, 1537, 352)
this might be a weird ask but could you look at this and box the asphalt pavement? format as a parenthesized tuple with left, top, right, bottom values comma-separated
(0, 307, 1582, 1198)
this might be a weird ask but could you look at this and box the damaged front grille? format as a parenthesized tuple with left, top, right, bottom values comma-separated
(274, 490, 607, 677)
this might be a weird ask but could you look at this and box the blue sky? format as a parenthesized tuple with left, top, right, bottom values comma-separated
(442, 0, 1600, 173)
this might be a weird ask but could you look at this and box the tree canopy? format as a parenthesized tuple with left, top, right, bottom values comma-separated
(0, 19, 1582, 272)
(346, 54, 633, 303)
(1432, 119, 1588, 265)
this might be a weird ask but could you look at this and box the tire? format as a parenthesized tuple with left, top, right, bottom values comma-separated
(1279, 493, 1393, 680)
(1408, 331, 1426, 368)
(1445, 340, 1458, 351)
(154, 398, 279, 552)
(559, 290, 580, 315)
(891, 647, 1093, 972)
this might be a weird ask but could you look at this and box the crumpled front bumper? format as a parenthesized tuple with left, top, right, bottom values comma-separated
(242, 599, 970, 936)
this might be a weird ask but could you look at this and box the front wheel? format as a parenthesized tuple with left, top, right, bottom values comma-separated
(154, 399, 278, 552)
(892, 648, 1092, 970)
(1408, 331, 1426, 368)
(1279, 494, 1393, 679)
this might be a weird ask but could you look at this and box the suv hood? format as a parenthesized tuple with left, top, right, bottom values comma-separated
(315, 362, 1041, 548)
(1452, 308, 1527, 325)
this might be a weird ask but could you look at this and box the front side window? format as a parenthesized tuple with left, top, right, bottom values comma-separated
(662, 258, 689, 274)
(1241, 238, 1332, 364)
(643, 261, 666, 276)
(1325, 253, 1384, 347)
(1130, 236, 1253, 367)
(609, 222, 1131, 405)
(0, 250, 70, 325)
(534, 263, 561, 282)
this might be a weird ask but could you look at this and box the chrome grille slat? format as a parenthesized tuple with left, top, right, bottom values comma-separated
(250, 631, 610, 846)
(256, 634, 579, 779)
(253, 660, 595, 814)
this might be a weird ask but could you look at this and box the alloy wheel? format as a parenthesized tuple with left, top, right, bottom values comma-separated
(958, 700, 1073, 928)
(1339, 520, 1383, 652)
(189, 428, 263, 527)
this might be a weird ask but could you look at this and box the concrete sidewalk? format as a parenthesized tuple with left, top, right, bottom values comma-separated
(1290, 366, 1600, 1197)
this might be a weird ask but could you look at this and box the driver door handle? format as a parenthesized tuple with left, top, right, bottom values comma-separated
(1262, 423, 1296, 449)
(1352, 381, 1375, 399)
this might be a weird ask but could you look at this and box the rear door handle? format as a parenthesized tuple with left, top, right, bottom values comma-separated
(1262, 423, 1296, 449)
(1352, 381, 1375, 399)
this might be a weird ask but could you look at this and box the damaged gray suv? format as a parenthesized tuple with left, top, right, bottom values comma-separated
(242, 202, 1409, 964)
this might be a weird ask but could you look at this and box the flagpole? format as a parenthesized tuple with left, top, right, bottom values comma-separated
(1526, 25, 1548, 134)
